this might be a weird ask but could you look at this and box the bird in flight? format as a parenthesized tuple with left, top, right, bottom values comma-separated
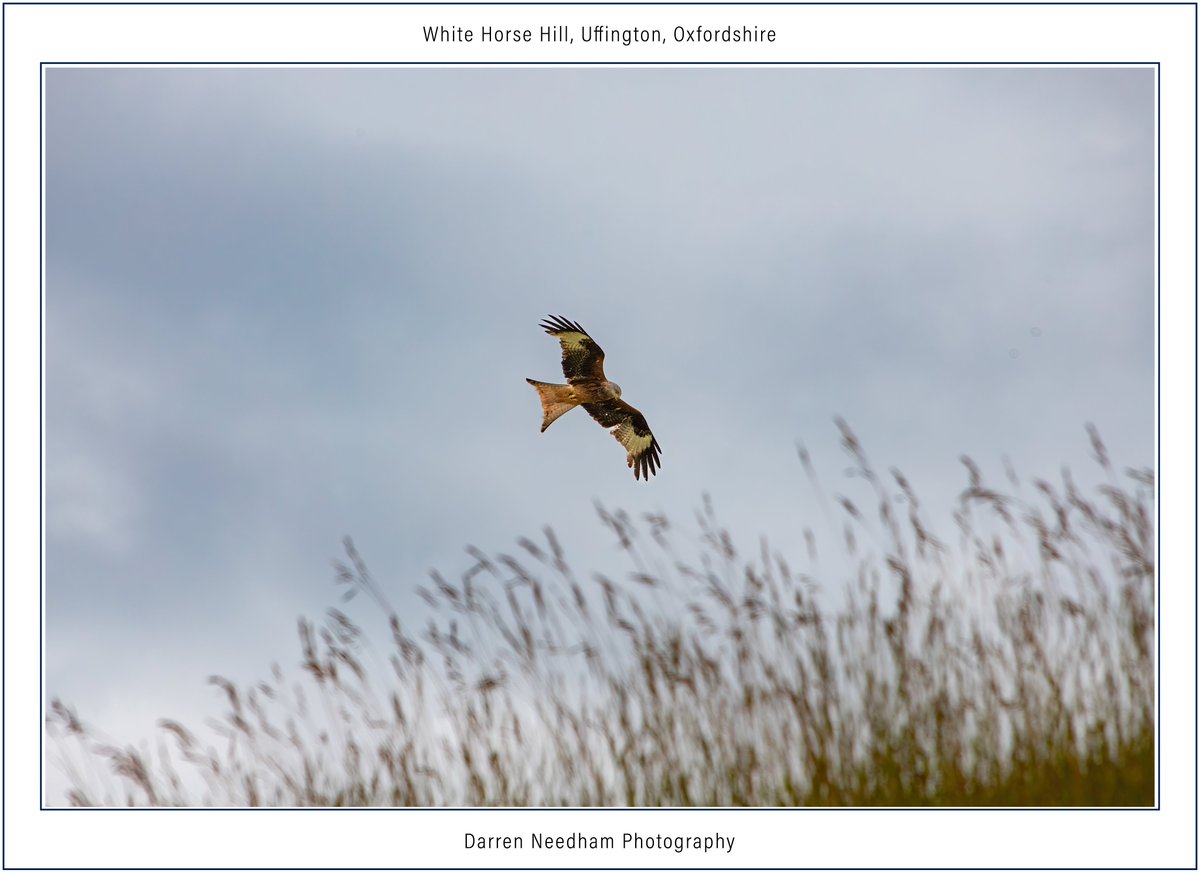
(527, 315, 662, 480)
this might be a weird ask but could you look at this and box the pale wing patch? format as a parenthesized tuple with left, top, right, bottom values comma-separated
(540, 316, 607, 382)
(541, 316, 591, 349)
(612, 421, 654, 456)
(611, 420, 661, 480)
(556, 331, 591, 350)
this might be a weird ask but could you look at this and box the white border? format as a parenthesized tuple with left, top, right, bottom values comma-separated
(4, 3, 1196, 871)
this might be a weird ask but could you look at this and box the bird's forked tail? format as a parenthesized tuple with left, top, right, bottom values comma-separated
(526, 379, 578, 432)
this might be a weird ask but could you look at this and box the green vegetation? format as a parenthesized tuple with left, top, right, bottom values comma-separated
(48, 421, 1154, 806)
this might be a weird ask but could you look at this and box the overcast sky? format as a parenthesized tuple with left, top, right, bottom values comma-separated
(44, 67, 1153, 800)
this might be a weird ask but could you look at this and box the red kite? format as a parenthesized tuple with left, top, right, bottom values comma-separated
(527, 315, 662, 480)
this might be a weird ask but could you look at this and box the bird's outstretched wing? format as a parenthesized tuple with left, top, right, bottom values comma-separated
(540, 315, 606, 383)
(582, 399, 662, 481)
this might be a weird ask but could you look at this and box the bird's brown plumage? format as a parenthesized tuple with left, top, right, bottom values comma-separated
(527, 315, 662, 480)
(540, 315, 608, 383)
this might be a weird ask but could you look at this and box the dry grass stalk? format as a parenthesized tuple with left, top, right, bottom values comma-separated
(46, 422, 1154, 807)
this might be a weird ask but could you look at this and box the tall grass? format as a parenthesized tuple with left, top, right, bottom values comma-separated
(47, 422, 1154, 806)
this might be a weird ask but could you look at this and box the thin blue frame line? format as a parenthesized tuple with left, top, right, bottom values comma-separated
(1185, 1, 1195, 868)
(34, 60, 1165, 65)
(1, 0, 7, 869)
(4, 863, 1195, 868)
(1, 1, 1198, 6)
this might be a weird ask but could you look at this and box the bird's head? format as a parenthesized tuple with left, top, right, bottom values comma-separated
(605, 381, 623, 399)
